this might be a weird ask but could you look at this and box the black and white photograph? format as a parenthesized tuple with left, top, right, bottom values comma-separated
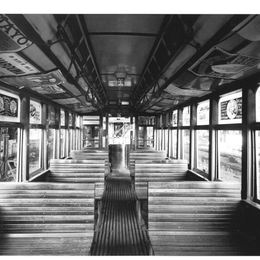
(0, 0, 260, 257)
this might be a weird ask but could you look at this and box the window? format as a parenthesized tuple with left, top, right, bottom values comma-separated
(0, 127, 19, 182)
(219, 90, 242, 124)
(29, 100, 42, 175)
(165, 129, 169, 153)
(183, 106, 190, 126)
(29, 128, 42, 174)
(30, 100, 42, 124)
(170, 129, 177, 158)
(255, 88, 260, 199)
(69, 128, 73, 152)
(60, 129, 66, 158)
(197, 100, 210, 125)
(47, 128, 55, 166)
(182, 129, 190, 162)
(0, 90, 20, 182)
(218, 130, 242, 182)
(138, 126, 145, 148)
(157, 129, 162, 150)
(256, 131, 260, 199)
(172, 110, 178, 127)
(196, 130, 209, 173)
(47, 105, 57, 166)
(147, 126, 154, 148)
(256, 88, 260, 122)
(60, 109, 65, 126)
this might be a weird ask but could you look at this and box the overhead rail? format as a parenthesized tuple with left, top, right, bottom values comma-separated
(137, 15, 249, 112)
(131, 15, 197, 109)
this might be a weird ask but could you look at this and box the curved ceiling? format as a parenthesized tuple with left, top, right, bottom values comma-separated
(1, 14, 260, 116)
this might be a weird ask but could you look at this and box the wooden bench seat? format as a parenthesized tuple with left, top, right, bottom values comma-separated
(49, 159, 106, 199)
(129, 150, 167, 164)
(0, 182, 95, 255)
(148, 181, 259, 256)
(70, 150, 109, 161)
(134, 161, 188, 199)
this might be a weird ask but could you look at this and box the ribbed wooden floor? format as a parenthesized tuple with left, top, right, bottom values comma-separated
(91, 176, 150, 255)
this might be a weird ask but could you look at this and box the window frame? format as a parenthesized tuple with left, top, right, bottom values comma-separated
(29, 99, 44, 177)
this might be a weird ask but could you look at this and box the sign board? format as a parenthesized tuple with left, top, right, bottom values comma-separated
(108, 117, 130, 124)
(219, 91, 242, 124)
(25, 70, 65, 86)
(0, 14, 32, 52)
(32, 85, 65, 95)
(0, 70, 66, 96)
(0, 89, 20, 122)
(197, 100, 210, 125)
(138, 116, 155, 125)
(30, 100, 42, 124)
(189, 47, 260, 79)
(83, 115, 100, 125)
(0, 53, 39, 76)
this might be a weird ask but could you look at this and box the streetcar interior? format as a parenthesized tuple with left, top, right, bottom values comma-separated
(0, 13, 260, 256)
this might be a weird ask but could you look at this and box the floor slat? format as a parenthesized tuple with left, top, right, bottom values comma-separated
(91, 176, 150, 255)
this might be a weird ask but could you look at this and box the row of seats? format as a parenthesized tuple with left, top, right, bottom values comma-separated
(148, 181, 259, 255)
(0, 149, 110, 255)
(129, 149, 260, 255)
(129, 149, 188, 199)
(0, 182, 95, 255)
(49, 159, 107, 199)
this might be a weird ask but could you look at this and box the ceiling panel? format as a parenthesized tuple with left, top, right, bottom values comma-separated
(84, 14, 164, 34)
(89, 35, 156, 75)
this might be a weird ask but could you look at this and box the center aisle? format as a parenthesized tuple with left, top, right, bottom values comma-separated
(91, 176, 150, 255)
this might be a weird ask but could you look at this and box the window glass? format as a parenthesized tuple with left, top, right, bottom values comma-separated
(48, 105, 56, 125)
(69, 113, 73, 127)
(76, 129, 80, 150)
(256, 88, 260, 122)
(197, 100, 210, 125)
(75, 115, 80, 128)
(164, 129, 169, 153)
(147, 126, 154, 148)
(219, 91, 242, 124)
(159, 115, 163, 127)
(218, 130, 242, 182)
(60, 109, 65, 126)
(172, 129, 177, 158)
(172, 110, 178, 127)
(30, 100, 42, 124)
(29, 128, 41, 174)
(60, 129, 66, 158)
(183, 129, 190, 162)
(157, 129, 161, 150)
(83, 125, 100, 148)
(138, 126, 144, 148)
(197, 130, 209, 173)
(47, 129, 55, 166)
(161, 129, 164, 150)
(0, 127, 18, 182)
(256, 131, 260, 199)
(183, 106, 190, 126)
